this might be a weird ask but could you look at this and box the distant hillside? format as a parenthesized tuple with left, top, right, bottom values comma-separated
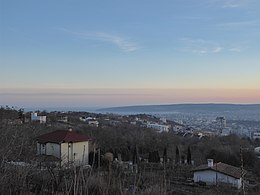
(98, 104, 260, 113)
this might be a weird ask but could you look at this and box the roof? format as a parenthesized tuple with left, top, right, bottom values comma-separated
(36, 130, 90, 144)
(193, 162, 242, 179)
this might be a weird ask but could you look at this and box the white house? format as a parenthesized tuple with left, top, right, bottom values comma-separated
(31, 112, 47, 124)
(254, 147, 260, 159)
(79, 116, 99, 127)
(87, 119, 99, 127)
(36, 129, 91, 166)
(193, 159, 242, 189)
(58, 116, 68, 123)
(254, 147, 260, 154)
(253, 132, 260, 139)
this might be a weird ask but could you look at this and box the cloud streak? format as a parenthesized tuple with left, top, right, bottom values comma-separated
(208, 0, 260, 9)
(179, 38, 250, 54)
(228, 46, 249, 52)
(180, 38, 223, 54)
(222, 0, 244, 8)
(217, 20, 259, 30)
(59, 28, 139, 52)
(91, 32, 139, 52)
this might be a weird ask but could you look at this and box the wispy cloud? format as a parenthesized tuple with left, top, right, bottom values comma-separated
(229, 47, 242, 52)
(228, 44, 249, 52)
(217, 20, 258, 30)
(222, 0, 244, 8)
(180, 38, 250, 53)
(180, 38, 223, 54)
(58, 28, 139, 52)
(92, 32, 139, 52)
(207, 0, 259, 9)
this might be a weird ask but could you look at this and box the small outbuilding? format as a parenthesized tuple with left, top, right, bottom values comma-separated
(193, 159, 243, 189)
(36, 129, 91, 167)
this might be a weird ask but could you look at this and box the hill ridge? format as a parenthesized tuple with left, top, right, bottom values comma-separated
(98, 103, 260, 113)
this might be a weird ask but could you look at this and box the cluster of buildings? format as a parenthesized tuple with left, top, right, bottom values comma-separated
(79, 116, 99, 127)
(159, 114, 260, 140)
(3, 111, 47, 125)
(94, 114, 179, 133)
(143, 117, 171, 133)
(220, 123, 260, 139)
(31, 112, 47, 124)
(146, 123, 170, 133)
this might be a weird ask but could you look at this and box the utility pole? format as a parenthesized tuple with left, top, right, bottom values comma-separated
(215, 162, 218, 186)
(240, 145, 245, 195)
(98, 148, 101, 170)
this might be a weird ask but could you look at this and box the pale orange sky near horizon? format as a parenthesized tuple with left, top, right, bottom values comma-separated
(1, 88, 260, 108)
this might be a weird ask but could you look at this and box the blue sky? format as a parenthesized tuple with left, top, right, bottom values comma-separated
(1, 0, 260, 107)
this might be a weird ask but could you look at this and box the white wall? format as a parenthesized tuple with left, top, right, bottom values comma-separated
(45, 143, 60, 158)
(37, 141, 89, 166)
(37, 142, 60, 158)
(73, 141, 89, 165)
(255, 147, 260, 154)
(194, 170, 241, 189)
(38, 116, 47, 124)
(31, 112, 46, 123)
(60, 142, 70, 165)
(61, 141, 89, 166)
(253, 133, 260, 139)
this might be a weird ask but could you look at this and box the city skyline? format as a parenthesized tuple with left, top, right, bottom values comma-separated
(1, 0, 260, 107)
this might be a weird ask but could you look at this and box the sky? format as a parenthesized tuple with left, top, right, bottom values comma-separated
(1, 0, 260, 108)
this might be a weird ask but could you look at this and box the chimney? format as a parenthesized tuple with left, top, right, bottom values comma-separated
(68, 127, 73, 132)
(207, 159, 214, 167)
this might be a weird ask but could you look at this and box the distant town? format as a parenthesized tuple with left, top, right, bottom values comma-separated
(100, 104, 260, 140)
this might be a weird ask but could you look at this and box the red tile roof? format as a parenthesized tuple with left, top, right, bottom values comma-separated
(193, 162, 242, 179)
(36, 130, 90, 144)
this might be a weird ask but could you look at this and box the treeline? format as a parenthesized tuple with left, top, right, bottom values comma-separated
(82, 123, 258, 169)
(0, 106, 24, 120)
